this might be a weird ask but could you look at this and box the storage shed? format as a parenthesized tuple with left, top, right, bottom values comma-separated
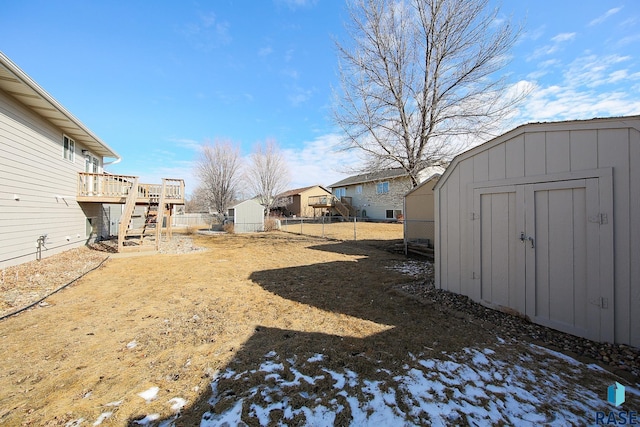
(228, 199, 264, 233)
(434, 116, 640, 346)
(403, 174, 440, 255)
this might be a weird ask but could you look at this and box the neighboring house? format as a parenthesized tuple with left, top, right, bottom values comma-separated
(274, 185, 332, 218)
(403, 173, 440, 253)
(434, 116, 640, 347)
(0, 52, 184, 267)
(228, 199, 265, 233)
(328, 167, 444, 220)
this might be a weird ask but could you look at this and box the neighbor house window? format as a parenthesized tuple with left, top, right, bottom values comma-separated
(356, 185, 362, 194)
(386, 210, 394, 219)
(335, 188, 346, 198)
(376, 182, 389, 194)
(63, 135, 75, 161)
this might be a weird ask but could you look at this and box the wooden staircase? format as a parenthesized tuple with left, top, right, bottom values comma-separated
(333, 196, 355, 220)
(117, 179, 170, 252)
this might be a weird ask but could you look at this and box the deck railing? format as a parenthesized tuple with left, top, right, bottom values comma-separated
(308, 195, 335, 206)
(77, 173, 185, 203)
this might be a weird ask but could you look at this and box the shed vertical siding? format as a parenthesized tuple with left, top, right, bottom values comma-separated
(1, 90, 99, 268)
(598, 128, 632, 344)
(435, 117, 640, 346)
(630, 129, 640, 346)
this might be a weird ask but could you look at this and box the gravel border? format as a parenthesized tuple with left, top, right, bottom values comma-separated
(395, 279, 640, 383)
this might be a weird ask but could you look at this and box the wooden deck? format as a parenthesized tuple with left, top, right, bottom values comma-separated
(77, 173, 185, 204)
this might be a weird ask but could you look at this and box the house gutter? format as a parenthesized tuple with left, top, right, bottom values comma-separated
(0, 51, 121, 161)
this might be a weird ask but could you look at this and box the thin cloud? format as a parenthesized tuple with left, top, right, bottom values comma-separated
(282, 133, 362, 189)
(551, 32, 576, 43)
(182, 11, 232, 51)
(259, 46, 274, 57)
(588, 7, 623, 26)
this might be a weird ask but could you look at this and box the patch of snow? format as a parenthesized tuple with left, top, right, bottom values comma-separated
(385, 260, 432, 278)
(307, 353, 324, 363)
(204, 345, 620, 425)
(92, 412, 112, 426)
(137, 386, 159, 403)
(529, 344, 581, 366)
(126, 340, 137, 349)
(132, 414, 160, 425)
(201, 399, 245, 427)
(168, 397, 187, 412)
(104, 400, 122, 407)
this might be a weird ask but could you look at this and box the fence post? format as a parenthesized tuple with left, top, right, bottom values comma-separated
(322, 215, 325, 238)
(300, 218, 303, 235)
(353, 216, 357, 241)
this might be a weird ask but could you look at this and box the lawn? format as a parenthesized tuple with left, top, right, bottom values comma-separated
(0, 231, 637, 425)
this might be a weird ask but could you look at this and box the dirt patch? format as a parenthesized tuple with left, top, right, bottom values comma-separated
(0, 229, 637, 425)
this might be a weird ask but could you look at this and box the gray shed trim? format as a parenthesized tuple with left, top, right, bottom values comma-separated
(434, 115, 640, 346)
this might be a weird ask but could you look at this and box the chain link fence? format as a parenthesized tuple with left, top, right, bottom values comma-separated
(279, 216, 403, 241)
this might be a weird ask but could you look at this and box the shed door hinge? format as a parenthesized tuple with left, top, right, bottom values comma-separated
(590, 297, 608, 308)
(470, 212, 479, 220)
(588, 213, 608, 225)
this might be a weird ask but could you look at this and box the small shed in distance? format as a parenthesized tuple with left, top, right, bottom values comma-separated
(228, 199, 264, 233)
(434, 116, 640, 347)
(403, 173, 441, 256)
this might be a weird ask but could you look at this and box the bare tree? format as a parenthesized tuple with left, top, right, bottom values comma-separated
(334, 0, 526, 186)
(195, 140, 243, 218)
(245, 140, 290, 216)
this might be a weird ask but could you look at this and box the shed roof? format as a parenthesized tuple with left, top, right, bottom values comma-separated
(404, 173, 441, 197)
(0, 51, 120, 160)
(434, 115, 640, 191)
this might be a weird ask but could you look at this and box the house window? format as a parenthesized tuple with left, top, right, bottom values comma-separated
(335, 188, 346, 198)
(63, 135, 75, 161)
(356, 185, 362, 194)
(376, 182, 389, 194)
(386, 210, 394, 219)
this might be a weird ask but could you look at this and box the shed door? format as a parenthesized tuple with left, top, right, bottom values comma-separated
(523, 178, 613, 342)
(475, 177, 613, 342)
(478, 189, 525, 314)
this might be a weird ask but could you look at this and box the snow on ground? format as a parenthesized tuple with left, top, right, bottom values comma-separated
(385, 260, 432, 278)
(200, 342, 634, 426)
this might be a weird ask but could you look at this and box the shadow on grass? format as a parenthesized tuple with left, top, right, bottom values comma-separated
(127, 239, 496, 425)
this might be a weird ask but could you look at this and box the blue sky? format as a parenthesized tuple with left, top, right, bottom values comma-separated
(2, 1, 640, 195)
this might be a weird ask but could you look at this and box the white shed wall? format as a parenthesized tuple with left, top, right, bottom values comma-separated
(232, 200, 264, 233)
(0, 90, 101, 267)
(435, 117, 640, 347)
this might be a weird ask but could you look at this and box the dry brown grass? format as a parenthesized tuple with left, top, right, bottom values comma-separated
(0, 228, 412, 425)
(1, 227, 631, 425)
(280, 219, 403, 242)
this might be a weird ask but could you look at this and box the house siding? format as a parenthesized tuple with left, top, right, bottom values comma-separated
(435, 117, 640, 346)
(336, 177, 411, 220)
(0, 89, 102, 268)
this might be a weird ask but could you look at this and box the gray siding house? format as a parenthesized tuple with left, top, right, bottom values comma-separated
(0, 52, 121, 267)
(0, 52, 185, 267)
(329, 167, 444, 220)
(434, 116, 640, 347)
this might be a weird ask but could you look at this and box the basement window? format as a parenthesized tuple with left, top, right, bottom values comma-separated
(63, 135, 75, 161)
(386, 210, 394, 219)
